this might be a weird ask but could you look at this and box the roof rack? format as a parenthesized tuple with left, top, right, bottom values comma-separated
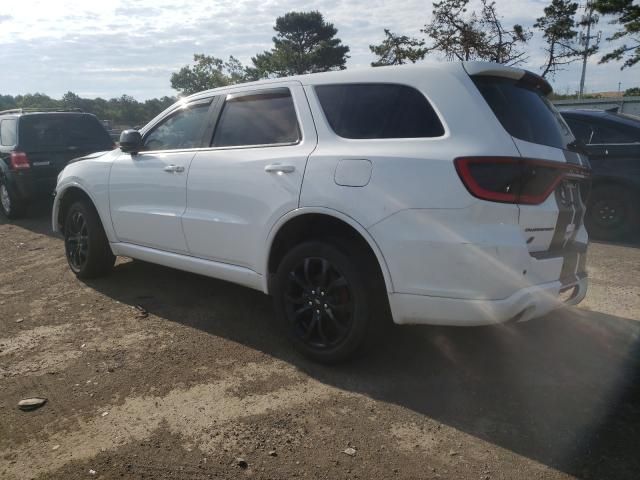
(0, 107, 84, 115)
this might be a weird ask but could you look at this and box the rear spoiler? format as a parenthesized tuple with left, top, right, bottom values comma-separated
(463, 61, 552, 96)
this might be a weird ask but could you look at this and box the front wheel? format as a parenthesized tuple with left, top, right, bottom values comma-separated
(64, 200, 115, 278)
(273, 240, 383, 363)
(585, 185, 638, 241)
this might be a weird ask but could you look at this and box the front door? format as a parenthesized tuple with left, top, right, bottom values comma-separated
(182, 84, 317, 271)
(109, 99, 214, 253)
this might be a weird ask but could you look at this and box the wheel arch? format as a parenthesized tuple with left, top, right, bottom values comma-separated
(54, 184, 104, 235)
(263, 208, 394, 295)
(590, 176, 639, 193)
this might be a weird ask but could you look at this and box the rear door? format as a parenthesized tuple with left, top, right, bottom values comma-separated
(471, 74, 590, 283)
(18, 113, 114, 178)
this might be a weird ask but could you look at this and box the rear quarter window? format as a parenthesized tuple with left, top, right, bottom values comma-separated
(315, 83, 444, 139)
(0, 118, 17, 146)
(473, 76, 573, 150)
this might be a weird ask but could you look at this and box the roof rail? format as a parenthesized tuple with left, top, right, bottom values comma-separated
(0, 107, 84, 115)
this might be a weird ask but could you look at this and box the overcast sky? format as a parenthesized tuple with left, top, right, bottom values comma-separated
(0, 0, 636, 100)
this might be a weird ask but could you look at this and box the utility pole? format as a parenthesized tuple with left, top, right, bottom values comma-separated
(578, 1, 601, 99)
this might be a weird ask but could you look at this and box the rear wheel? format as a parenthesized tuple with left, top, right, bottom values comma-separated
(273, 240, 384, 363)
(0, 177, 27, 219)
(585, 185, 638, 241)
(64, 200, 115, 278)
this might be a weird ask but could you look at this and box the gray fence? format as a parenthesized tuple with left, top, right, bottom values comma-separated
(553, 96, 640, 116)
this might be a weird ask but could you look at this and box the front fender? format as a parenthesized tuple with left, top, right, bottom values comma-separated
(52, 151, 117, 241)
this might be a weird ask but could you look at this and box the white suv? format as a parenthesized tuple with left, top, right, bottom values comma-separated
(53, 61, 590, 362)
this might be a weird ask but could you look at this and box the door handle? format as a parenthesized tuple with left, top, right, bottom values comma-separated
(265, 164, 295, 174)
(163, 164, 185, 173)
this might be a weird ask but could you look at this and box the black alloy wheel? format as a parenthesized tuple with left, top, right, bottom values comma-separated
(274, 240, 384, 363)
(63, 200, 115, 278)
(65, 209, 89, 273)
(284, 257, 354, 350)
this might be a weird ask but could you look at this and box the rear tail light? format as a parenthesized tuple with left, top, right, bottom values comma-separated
(10, 152, 30, 170)
(454, 157, 590, 205)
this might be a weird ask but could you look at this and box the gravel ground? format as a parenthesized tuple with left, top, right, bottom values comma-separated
(1, 202, 639, 480)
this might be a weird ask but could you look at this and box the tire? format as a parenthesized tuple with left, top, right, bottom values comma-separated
(585, 185, 638, 241)
(64, 200, 115, 279)
(0, 177, 27, 219)
(273, 239, 385, 363)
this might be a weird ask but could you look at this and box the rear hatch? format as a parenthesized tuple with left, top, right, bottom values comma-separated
(464, 64, 590, 285)
(17, 113, 114, 178)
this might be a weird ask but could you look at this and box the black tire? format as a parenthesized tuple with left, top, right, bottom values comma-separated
(64, 200, 115, 279)
(273, 239, 385, 363)
(585, 185, 638, 241)
(0, 177, 27, 219)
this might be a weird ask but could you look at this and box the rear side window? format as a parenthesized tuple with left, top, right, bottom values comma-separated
(18, 114, 113, 151)
(0, 118, 17, 146)
(590, 120, 639, 144)
(212, 89, 300, 147)
(315, 84, 444, 139)
(473, 76, 572, 150)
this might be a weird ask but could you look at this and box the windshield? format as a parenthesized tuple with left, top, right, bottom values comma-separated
(18, 114, 113, 151)
(473, 76, 574, 150)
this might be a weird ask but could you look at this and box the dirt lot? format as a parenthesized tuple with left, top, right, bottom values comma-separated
(1, 203, 639, 480)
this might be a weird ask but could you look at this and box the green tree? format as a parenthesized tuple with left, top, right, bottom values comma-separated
(420, 0, 529, 65)
(596, 0, 640, 68)
(534, 0, 581, 78)
(170, 54, 248, 96)
(249, 11, 350, 78)
(421, 0, 486, 61)
(15, 93, 60, 109)
(479, 0, 531, 65)
(369, 29, 427, 66)
(624, 86, 640, 96)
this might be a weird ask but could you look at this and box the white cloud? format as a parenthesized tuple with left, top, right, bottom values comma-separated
(0, 0, 636, 99)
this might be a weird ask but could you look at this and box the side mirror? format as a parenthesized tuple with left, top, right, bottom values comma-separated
(119, 129, 143, 154)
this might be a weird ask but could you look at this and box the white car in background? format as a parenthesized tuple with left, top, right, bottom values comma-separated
(53, 61, 590, 363)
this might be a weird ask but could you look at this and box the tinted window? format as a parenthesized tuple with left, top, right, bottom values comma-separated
(315, 84, 444, 139)
(144, 103, 210, 151)
(212, 89, 299, 147)
(563, 117, 594, 144)
(18, 114, 113, 151)
(1, 119, 17, 146)
(473, 76, 572, 149)
(590, 121, 639, 144)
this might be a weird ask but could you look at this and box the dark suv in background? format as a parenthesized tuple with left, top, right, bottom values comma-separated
(561, 109, 640, 240)
(0, 109, 114, 219)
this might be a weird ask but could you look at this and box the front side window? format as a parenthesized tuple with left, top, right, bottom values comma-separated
(1, 119, 17, 146)
(212, 89, 300, 147)
(315, 83, 445, 139)
(144, 103, 211, 151)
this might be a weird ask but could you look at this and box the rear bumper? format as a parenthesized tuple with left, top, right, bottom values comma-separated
(7, 171, 56, 201)
(389, 275, 587, 326)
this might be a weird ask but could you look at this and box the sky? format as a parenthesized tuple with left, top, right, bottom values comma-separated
(0, 0, 637, 100)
